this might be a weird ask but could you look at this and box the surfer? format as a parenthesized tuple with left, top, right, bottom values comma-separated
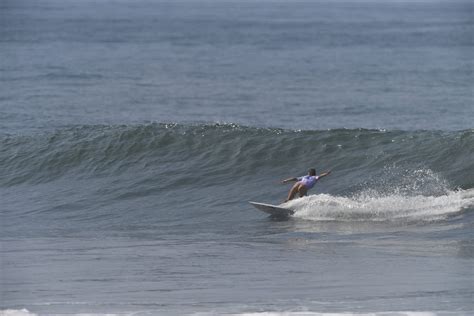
(281, 168, 331, 202)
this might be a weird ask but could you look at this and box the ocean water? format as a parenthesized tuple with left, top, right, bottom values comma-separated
(1, 0, 473, 315)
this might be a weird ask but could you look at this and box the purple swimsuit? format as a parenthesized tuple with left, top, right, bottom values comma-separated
(297, 175, 319, 189)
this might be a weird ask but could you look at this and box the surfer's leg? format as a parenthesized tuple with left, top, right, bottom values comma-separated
(285, 183, 299, 202)
(285, 183, 305, 202)
(298, 185, 308, 197)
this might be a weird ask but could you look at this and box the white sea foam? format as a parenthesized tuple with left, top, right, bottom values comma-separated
(0, 310, 37, 316)
(0, 310, 124, 316)
(283, 189, 474, 222)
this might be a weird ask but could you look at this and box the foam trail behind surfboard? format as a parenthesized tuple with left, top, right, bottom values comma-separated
(282, 189, 474, 222)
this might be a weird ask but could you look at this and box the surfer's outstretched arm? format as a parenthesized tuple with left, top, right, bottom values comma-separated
(318, 171, 332, 178)
(281, 177, 298, 184)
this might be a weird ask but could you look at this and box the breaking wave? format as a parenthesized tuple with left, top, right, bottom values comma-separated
(285, 189, 474, 223)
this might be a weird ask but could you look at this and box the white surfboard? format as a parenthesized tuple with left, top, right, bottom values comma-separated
(249, 201, 295, 217)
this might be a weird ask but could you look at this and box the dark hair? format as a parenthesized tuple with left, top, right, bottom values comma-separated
(308, 168, 316, 176)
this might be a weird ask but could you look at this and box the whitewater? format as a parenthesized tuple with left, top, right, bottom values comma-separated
(286, 189, 474, 223)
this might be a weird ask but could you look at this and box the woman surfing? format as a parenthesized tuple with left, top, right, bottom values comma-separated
(281, 168, 331, 202)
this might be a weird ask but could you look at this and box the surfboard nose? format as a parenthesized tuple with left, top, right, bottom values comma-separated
(249, 201, 295, 217)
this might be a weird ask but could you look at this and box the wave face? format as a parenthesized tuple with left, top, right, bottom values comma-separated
(2, 123, 473, 187)
(1, 123, 473, 231)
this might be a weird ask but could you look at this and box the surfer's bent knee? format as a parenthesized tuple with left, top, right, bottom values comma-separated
(298, 184, 308, 197)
